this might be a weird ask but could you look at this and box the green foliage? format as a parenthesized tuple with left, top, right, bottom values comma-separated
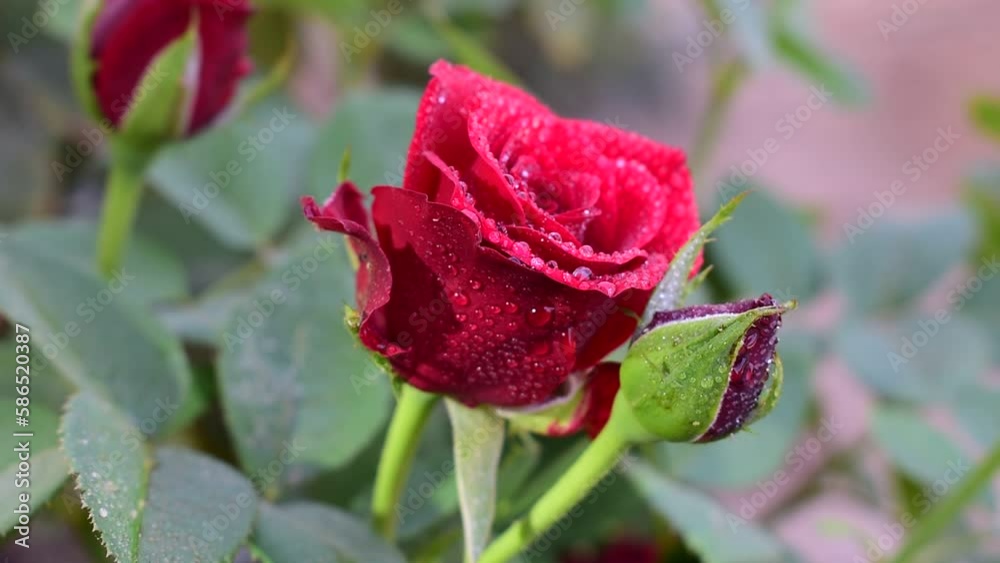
(709, 189, 825, 303)
(149, 96, 316, 249)
(308, 90, 421, 194)
(0, 239, 192, 427)
(629, 461, 793, 563)
(833, 209, 976, 314)
(218, 233, 392, 495)
(254, 502, 406, 563)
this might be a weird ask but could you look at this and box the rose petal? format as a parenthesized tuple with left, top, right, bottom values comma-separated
(92, 0, 192, 127)
(302, 183, 392, 324)
(360, 187, 651, 407)
(187, 0, 253, 134)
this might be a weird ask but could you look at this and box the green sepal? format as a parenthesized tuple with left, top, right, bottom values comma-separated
(745, 354, 783, 427)
(495, 387, 587, 436)
(117, 16, 198, 147)
(620, 304, 783, 442)
(70, 0, 102, 122)
(639, 192, 747, 332)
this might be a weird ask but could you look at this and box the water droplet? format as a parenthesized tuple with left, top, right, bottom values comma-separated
(470, 279, 482, 290)
(504, 301, 519, 314)
(451, 291, 469, 307)
(579, 245, 594, 257)
(548, 232, 563, 242)
(572, 266, 593, 280)
(487, 305, 502, 315)
(98, 507, 108, 518)
(512, 241, 531, 257)
(531, 341, 551, 356)
(437, 94, 447, 104)
(530, 257, 545, 269)
(546, 260, 559, 269)
(526, 306, 554, 327)
(743, 328, 758, 349)
(596, 281, 616, 296)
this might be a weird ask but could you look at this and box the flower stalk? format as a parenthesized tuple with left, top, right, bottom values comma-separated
(96, 141, 154, 277)
(478, 395, 652, 563)
(372, 384, 440, 540)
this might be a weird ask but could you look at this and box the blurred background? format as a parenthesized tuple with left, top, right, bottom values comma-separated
(2, 0, 1000, 562)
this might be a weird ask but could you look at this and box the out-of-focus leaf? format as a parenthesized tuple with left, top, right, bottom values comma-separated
(654, 332, 817, 488)
(833, 209, 976, 314)
(771, 25, 867, 106)
(385, 17, 452, 66)
(434, 22, 521, 85)
(141, 447, 258, 561)
(717, 0, 773, 68)
(629, 461, 792, 563)
(0, 238, 191, 428)
(218, 231, 391, 495)
(970, 96, 1000, 143)
(63, 392, 258, 562)
(0, 71, 50, 220)
(254, 502, 406, 563)
(871, 405, 986, 505)
(254, 0, 368, 22)
(963, 166, 1000, 263)
(872, 405, 969, 483)
(445, 400, 505, 562)
(10, 220, 188, 303)
(150, 96, 316, 249)
(950, 384, 1000, 448)
(0, 400, 67, 535)
(709, 189, 825, 303)
(307, 90, 420, 196)
(835, 317, 990, 404)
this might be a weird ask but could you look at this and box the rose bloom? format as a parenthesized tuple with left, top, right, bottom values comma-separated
(89, 0, 253, 136)
(304, 61, 699, 435)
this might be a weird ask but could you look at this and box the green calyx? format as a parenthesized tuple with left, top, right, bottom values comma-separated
(619, 305, 783, 443)
(71, 2, 200, 149)
(495, 380, 588, 436)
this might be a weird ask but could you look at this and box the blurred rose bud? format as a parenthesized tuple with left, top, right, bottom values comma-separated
(75, 0, 253, 143)
(619, 294, 786, 443)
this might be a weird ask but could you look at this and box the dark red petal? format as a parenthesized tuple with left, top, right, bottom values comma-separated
(187, 0, 253, 134)
(580, 363, 622, 438)
(561, 537, 660, 563)
(698, 294, 782, 442)
(302, 183, 392, 322)
(92, 0, 193, 127)
(364, 187, 645, 407)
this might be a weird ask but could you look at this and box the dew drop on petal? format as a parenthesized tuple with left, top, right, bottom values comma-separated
(596, 281, 616, 296)
(572, 266, 593, 280)
(526, 307, 554, 327)
(579, 245, 594, 257)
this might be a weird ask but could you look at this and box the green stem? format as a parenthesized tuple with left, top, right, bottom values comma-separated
(372, 384, 439, 540)
(96, 142, 152, 277)
(689, 57, 749, 181)
(479, 396, 648, 563)
(890, 440, 1000, 563)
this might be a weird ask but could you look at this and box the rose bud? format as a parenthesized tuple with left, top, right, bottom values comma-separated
(74, 0, 253, 143)
(303, 61, 700, 434)
(618, 294, 787, 443)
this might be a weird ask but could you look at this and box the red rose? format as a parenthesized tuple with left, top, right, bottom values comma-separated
(560, 537, 660, 563)
(90, 0, 253, 135)
(304, 61, 699, 433)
